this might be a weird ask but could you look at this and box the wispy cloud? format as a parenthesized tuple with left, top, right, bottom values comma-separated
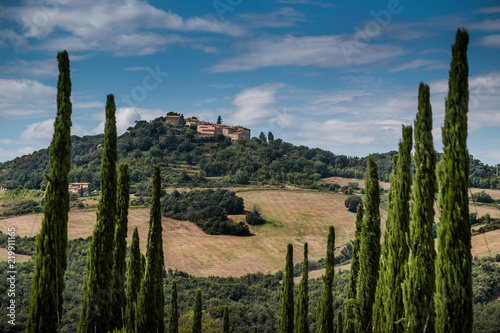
(236, 7, 307, 28)
(207, 34, 405, 73)
(389, 59, 447, 73)
(0, 79, 56, 119)
(275, 0, 334, 8)
(0, 0, 246, 55)
(477, 34, 500, 49)
(477, 7, 500, 14)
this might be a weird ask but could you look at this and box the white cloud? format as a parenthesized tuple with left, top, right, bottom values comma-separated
(389, 59, 446, 73)
(274, 0, 334, 8)
(0, 59, 58, 78)
(92, 107, 166, 135)
(0, 79, 56, 119)
(0, 0, 245, 55)
(468, 19, 500, 32)
(236, 7, 306, 28)
(20, 119, 54, 141)
(477, 34, 500, 49)
(207, 34, 405, 73)
(477, 6, 500, 14)
(227, 83, 285, 126)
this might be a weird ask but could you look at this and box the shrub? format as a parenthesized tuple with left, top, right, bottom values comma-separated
(344, 195, 363, 213)
(472, 191, 494, 203)
(246, 205, 265, 225)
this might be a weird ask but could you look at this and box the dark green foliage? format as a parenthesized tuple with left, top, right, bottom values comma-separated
(217, 115, 222, 124)
(80, 94, 118, 333)
(344, 205, 363, 333)
(136, 165, 165, 333)
(317, 226, 335, 333)
(472, 191, 494, 203)
(268, 131, 274, 142)
(162, 189, 250, 236)
(344, 195, 363, 213)
(259, 131, 267, 144)
(403, 82, 437, 332)
(126, 227, 142, 333)
(27, 50, 72, 333)
(2, 199, 42, 217)
(280, 244, 294, 333)
(246, 205, 265, 225)
(193, 289, 203, 333)
(223, 306, 229, 333)
(355, 156, 380, 332)
(376, 126, 412, 332)
(336, 310, 343, 333)
(295, 243, 309, 333)
(169, 280, 179, 333)
(110, 163, 130, 329)
(435, 28, 473, 332)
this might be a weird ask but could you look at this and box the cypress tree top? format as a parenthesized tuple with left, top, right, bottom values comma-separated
(280, 243, 294, 333)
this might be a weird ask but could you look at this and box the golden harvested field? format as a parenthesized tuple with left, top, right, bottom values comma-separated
(321, 177, 391, 191)
(0, 247, 32, 263)
(0, 190, 387, 277)
(0, 186, 497, 277)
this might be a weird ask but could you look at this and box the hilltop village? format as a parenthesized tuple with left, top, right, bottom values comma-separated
(165, 113, 251, 141)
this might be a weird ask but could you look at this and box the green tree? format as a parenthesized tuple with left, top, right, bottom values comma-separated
(435, 28, 472, 332)
(403, 82, 437, 332)
(355, 156, 380, 332)
(268, 131, 274, 142)
(136, 165, 165, 333)
(344, 205, 363, 333)
(295, 243, 309, 333)
(223, 306, 229, 333)
(259, 131, 267, 144)
(193, 289, 203, 333)
(110, 163, 130, 329)
(28, 50, 72, 332)
(316, 226, 335, 333)
(344, 195, 363, 213)
(126, 227, 142, 333)
(169, 280, 179, 333)
(280, 243, 294, 333)
(337, 310, 343, 333)
(217, 115, 222, 124)
(376, 126, 412, 332)
(80, 94, 118, 333)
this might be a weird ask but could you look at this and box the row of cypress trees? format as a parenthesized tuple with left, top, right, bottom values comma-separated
(345, 27, 472, 333)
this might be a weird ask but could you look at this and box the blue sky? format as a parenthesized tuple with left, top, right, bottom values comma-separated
(0, 0, 499, 165)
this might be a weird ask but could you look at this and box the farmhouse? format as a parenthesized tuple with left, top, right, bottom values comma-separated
(69, 182, 91, 196)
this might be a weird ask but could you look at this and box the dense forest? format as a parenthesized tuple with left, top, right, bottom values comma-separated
(1, 117, 498, 193)
(0, 235, 499, 333)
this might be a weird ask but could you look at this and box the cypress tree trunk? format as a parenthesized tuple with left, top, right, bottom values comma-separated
(337, 310, 343, 333)
(169, 280, 179, 333)
(126, 227, 142, 333)
(375, 126, 412, 333)
(136, 165, 165, 332)
(28, 50, 72, 333)
(403, 82, 437, 332)
(193, 289, 203, 333)
(80, 94, 118, 333)
(111, 163, 130, 330)
(295, 243, 309, 333)
(344, 205, 363, 333)
(355, 156, 380, 332)
(279, 243, 294, 333)
(316, 226, 335, 333)
(223, 306, 229, 333)
(435, 28, 472, 332)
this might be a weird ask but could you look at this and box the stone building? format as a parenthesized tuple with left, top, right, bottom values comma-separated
(69, 182, 91, 196)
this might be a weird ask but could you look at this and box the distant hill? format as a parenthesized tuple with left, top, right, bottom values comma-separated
(0, 116, 498, 195)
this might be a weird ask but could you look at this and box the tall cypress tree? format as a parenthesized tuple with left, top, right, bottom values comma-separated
(337, 310, 343, 333)
(295, 243, 309, 333)
(223, 306, 229, 333)
(372, 157, 397, 333)
(126, 227, 142, 333)
(80, 94, 118, 333)
(136, 165, 165, 332)
(403, 82, 437, 332)
(376, 126, 413, 332)
(344, 205, 363, 333)
(435, 28, 472, 332)
(279, 243, 294, 333)
(28, 50, 72, 333)
(110, 163, 130, 329)
(169, 280, 179, 333)
(193, 289, 203, 333)
(316, 226, 335, 333)
(355, 156, 380, 332)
